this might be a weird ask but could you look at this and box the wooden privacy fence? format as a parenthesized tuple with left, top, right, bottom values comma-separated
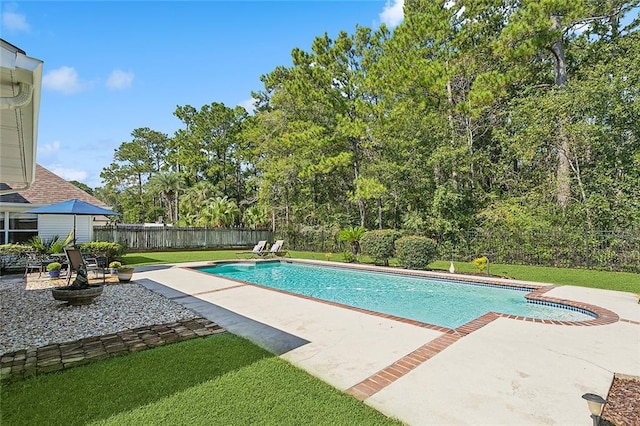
(93, 226, 273, 251)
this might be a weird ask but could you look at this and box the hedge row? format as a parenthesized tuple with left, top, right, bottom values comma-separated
(359, 230, 438, 269)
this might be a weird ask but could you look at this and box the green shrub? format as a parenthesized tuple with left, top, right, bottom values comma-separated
(79, 241, 126, 263)
(109, 261, 122, 269)
(0, 244, 31, 272)
(117, 265, 135, 272)
(395, 236, 438, 270)
(341, 250, 356, 263)
(360, 229, 401, 266)
(472, 256, 488, 272)
(0, 243, 30, 256)
(46, 262, 62, 272)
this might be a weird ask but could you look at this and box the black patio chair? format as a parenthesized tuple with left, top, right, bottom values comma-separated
(24, 251, 46, 277)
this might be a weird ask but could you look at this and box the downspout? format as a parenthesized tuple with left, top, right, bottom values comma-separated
(0, 82, 35, 194)
(0, 82, 33, 109)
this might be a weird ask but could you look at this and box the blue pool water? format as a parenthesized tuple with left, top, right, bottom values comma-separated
(197, 262, 593, 328)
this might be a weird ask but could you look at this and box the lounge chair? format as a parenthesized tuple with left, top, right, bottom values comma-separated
(64, 247, 104, 284)
(236, 240, 267, 257)
(268, 240, 288, 257)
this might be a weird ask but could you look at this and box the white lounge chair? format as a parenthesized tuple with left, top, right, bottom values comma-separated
(268, 240, 288, 257)
(236, 240, 267, 257)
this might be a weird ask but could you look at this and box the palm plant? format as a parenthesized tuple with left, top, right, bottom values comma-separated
(242, 205, 269, 229)
(29, 231, 74, 254)
(148, 171, 184, 223)
(180, 181, 219, 222)
(201, 196, 240, 227)
(338, 226, 366, 255)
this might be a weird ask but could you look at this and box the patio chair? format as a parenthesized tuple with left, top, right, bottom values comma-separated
(24, 251, 46, 277)
(83, 255, 101, 274)
(268, 240, 288, 257)
(64, 247, 104, 285)
(236, 240, 267, 257)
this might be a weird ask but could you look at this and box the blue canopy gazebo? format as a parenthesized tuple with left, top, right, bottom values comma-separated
(24, 198, 120, 244)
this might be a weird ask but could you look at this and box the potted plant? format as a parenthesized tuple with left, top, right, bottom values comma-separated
(109, 261, 122, 275)
(46, 261, 62, 278)
(117, 265, 135, 282)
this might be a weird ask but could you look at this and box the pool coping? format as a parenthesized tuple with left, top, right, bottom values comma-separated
(188, 258, 620, 331)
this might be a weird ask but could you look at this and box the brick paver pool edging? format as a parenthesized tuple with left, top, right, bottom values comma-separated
(347, 312, 501, 400)
(0, 317, 225, 384)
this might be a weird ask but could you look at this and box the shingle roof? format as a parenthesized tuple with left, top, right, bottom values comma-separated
(0, 164, 107, 207)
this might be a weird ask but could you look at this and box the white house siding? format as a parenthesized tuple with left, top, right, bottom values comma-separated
(39, 215, 93, 243)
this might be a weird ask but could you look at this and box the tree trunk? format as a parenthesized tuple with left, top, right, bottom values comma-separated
(272, 210, 276, 233)
(164, 194, 173, 223)
(550, 16, 568, 87)
(466, 112, 475, 189)
(351, 241, 359, 256)
(352, 148, 366, 228)
(445, 77, 458, 189)
(174, 191, 179, 223)
(358, 200, 366, 228)
(550, 14, 570, 210)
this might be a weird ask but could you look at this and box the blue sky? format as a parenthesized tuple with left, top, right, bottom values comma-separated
(2, 1, 404, 188)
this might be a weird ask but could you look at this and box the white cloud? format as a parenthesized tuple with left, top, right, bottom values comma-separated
(380, 0, 404, 28)
(47, 165, 88, 182)
(2, 9, 30, 32)
(42, 66, 87, 94)
(239, 98, 256, 114)
(39, 140, 61, 154)
(106, 69, 134, 90)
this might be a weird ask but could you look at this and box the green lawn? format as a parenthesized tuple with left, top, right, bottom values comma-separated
(122, 249, 640, 294)
(430, 260, 640, 294)
(1, 334, 401, 426)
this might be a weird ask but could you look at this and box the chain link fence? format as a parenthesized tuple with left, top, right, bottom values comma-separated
(278, 226, 640, 273)
(443, 228, 640, 272)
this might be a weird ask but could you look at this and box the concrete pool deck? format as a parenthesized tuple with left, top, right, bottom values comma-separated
(136, 260, 640, 425)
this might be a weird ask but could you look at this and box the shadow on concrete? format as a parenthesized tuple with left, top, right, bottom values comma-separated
(136, 278, 310, 355)
(132, 264, 174, 273)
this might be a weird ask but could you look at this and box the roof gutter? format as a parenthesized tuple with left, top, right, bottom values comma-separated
(0, 182, 31, 195)
(0, 39, 43, 194)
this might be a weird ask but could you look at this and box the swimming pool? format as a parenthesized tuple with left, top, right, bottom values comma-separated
(196, 262, 594, 329)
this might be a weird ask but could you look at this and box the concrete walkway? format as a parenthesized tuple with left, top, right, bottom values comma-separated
(136, 261, 640, 425)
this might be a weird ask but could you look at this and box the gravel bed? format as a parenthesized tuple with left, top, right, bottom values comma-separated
(0, 278, 199, 355)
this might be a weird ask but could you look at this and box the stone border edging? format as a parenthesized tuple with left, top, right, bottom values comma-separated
(0, 317, 225, 384)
